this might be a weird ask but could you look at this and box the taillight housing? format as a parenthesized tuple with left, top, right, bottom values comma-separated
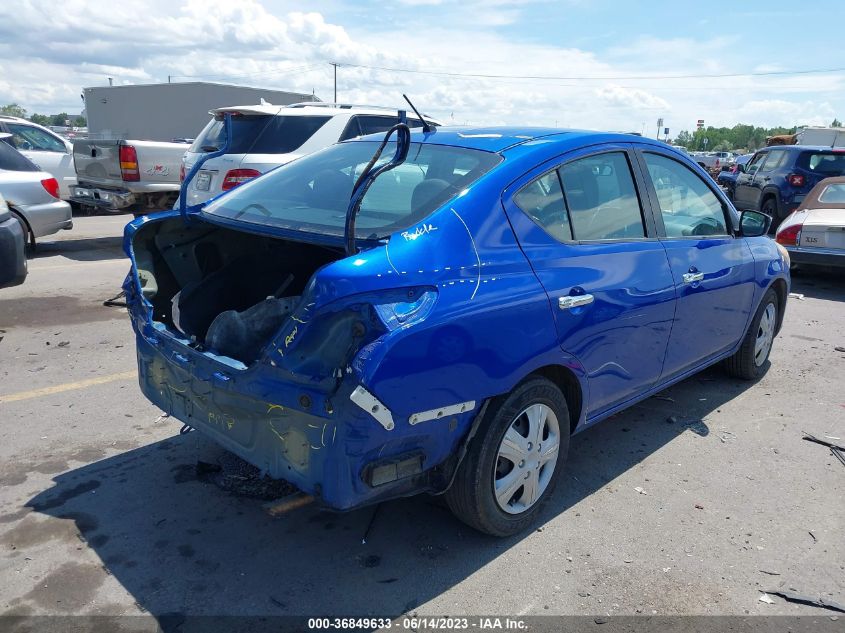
(179, 163, 186, 183)
(775, 222, 802, 246)
(119, 145, 140, 182)
(788, 173, 805, 187)
(41, 177, 60, 199)
(221, 169, 260, 191)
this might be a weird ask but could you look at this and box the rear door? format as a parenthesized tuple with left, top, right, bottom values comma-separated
(635, 148, 757, 381)
(502, 145, 676, 419)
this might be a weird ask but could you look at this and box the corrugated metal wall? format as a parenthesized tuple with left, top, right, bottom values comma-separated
(84, 82, 317, 141)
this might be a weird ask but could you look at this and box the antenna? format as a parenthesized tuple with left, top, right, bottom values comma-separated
(403, 94, 432, 133)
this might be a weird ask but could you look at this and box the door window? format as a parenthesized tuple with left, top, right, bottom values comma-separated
(559, 152, 645, 240)
(513, 171, 571, 241)
(643, 153, 729, 238)
(759, 150, 787, 172)
(5, 123, 66, 153)
(744, 152, 767, 175)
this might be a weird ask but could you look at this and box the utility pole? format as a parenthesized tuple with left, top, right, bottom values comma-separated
(331, 63, 338, 102)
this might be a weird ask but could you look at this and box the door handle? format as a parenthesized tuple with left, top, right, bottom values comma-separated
(682, 272, 704, 284)
(558, 294, 594, 310)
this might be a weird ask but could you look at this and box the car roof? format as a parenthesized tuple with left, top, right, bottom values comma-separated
(799, 176, 845, 210)
(761, 145, 845, 152)
(210, 103, 439, 122)
(352, 126, 675, 155)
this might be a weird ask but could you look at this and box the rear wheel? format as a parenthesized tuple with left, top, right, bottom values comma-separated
(9, 210, 35, 254)
(760, 197, 780, 228)
(445, 377, 570, 536)
(724, 288, 778, 380)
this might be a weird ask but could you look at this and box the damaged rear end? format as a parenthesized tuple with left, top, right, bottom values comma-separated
(123, 130, 504, 510)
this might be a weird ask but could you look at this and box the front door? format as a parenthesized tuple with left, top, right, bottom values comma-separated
(636, 149, 757, 381)
(733, 150, 768, 210)
(502, 146, 676, 419)
(3, 122, 75, 198)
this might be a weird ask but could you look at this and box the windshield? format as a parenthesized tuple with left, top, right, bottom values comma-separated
(202, 140, 502, 239)
(189, 114, 331, 154)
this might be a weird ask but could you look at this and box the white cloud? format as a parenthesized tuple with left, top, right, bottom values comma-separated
(0, 0, 840, 135)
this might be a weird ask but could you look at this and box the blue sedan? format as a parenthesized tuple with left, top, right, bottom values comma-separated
(124, 125, 790, 536)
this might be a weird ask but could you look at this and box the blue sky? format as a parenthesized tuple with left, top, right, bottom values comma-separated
(0, 0, 842, 134)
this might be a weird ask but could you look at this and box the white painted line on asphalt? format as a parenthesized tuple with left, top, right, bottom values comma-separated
(0, 370, 137, 404)
(30, 260, 129, 271)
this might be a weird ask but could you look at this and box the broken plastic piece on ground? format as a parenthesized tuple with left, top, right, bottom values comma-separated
(830, 446, 845, 468)
(103, 289, 127, 308)
(788, 292, 805, 300)
(758, 593, 775, 604)
(634, 486, 647, 495)
(263, 493, 315, 517)
(803, 432, 845, 452)
(764, 590, 845, 613)
(154, 412, 169, 423)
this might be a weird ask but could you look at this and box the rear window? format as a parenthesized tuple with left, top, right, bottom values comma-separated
(189, 114, 332, 155)
(797, 151, 845, 175)
(203, 140, 502, 240)
(0, 140, 40, 171)
(818, 183, 845, 203)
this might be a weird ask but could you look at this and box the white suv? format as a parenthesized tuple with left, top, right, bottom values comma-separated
(181, 102, 439, 206)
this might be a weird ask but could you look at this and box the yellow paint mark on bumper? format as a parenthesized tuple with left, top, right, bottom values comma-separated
(0, 370, 137, 404)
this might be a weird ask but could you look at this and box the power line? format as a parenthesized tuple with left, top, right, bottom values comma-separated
(332, 62, 845, 82)
(171, 63, 323, 83)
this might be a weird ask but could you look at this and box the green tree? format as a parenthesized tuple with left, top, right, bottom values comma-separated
(73, 116, 87, 127)
(832, 118, 842, 128)
(29, 113, 51, 126)
(0, 103, 27, 118)
(675, 130, 692, 146)
(50, 112, 69, 126)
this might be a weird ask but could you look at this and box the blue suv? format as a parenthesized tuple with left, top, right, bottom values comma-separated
(733, 145, 845, 222)
(124, 125, 789, 535)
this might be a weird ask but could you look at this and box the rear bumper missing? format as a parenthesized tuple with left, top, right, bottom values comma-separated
(70, 185, 136, 211)
(133, 326, 463, 510)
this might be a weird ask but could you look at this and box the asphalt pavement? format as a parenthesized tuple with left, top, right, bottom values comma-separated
(0, 215, 843, 619)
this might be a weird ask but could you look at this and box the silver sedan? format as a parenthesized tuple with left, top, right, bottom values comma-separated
(0, 135, 72, 248)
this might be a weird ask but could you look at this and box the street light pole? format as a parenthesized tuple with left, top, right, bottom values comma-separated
(331, 63, 337, 102)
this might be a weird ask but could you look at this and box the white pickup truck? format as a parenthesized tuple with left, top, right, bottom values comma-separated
(70, 139, 189, 214)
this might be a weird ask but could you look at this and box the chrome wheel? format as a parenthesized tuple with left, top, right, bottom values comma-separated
(754, 302, 776, 367)
(494, 403, 560, 514)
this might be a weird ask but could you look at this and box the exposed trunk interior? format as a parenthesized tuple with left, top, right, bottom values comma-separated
(132, 216, 344, 364)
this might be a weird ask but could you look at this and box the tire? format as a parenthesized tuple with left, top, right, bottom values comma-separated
(9, 210, 35, 255)
(761, 196, 778, 218)
(724, 288, 779, 380)
(445, 377, 570, 536)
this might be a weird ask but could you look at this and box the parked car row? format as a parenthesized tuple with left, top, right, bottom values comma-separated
(732, 145, 845, 223)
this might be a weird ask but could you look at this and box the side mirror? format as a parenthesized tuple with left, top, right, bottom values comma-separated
(739, 209, 771, 237)
(735, 163, 746, 173)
